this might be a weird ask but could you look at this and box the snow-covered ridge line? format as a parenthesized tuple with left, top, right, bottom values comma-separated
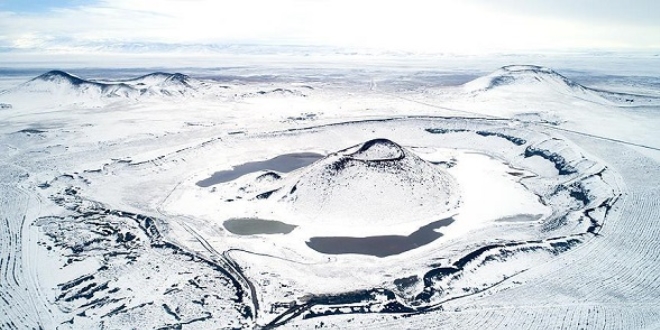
(0, 70, 234, 106)
(23, 70, 201, 97)
(462, 65, 660, 106)
(463, 65, 585, 92)
(0, 69, 319, 109)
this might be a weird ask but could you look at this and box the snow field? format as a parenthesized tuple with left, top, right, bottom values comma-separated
(0, 64, 657, 328)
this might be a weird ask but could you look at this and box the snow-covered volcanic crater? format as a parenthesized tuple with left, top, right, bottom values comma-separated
(159, 116, 618, 325)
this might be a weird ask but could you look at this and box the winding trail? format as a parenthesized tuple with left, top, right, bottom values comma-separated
(178, 221, 260, 321)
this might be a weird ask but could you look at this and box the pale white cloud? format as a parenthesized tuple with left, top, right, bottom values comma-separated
(465, 0, 660, 27)
(0, 0, 658, 54)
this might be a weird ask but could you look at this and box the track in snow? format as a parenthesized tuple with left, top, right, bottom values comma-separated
(0, 178, 50, 329)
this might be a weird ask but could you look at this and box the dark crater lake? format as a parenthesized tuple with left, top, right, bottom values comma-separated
(306, 218, 455, 258)
(197, 152, 323, 187)
(224, 218, 297, 235)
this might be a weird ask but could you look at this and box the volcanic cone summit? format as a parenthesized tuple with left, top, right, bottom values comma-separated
(348, 138, 405, 161)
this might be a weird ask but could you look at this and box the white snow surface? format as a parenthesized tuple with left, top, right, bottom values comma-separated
(0, 61, 658, 329)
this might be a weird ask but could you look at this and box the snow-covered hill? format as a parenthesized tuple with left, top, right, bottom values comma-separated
(14, 70, 139, 98)
(239, 138, 461, 227)
(464, 65, 584, 92)
(463, 65, 607, 102)
(0, 70, 230, 108)
(121, 72, 228, 97)
(462, 65, 660, 106)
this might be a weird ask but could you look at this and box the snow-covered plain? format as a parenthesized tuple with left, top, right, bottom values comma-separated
(0, 58, 659, 329)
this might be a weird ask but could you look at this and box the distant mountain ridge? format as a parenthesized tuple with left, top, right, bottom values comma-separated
(125, 72, 193, 87)
(1, 70, 231, 104)
(3, 66, 657, 109)
(29, 70, 202, 96)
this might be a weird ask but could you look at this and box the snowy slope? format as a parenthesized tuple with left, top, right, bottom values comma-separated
(121, 72, 229, 97)
(462, 65, 660, 107)
(462, 65, 608, 103)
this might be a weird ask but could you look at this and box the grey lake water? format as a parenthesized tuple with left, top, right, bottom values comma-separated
(223, 217, 456, 257)
(223, 218, 297, 235)
(196, 152, 324, 187)
(306, 218, 455, 258)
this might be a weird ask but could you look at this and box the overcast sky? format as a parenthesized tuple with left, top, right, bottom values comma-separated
(1, 0, 658, 54)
